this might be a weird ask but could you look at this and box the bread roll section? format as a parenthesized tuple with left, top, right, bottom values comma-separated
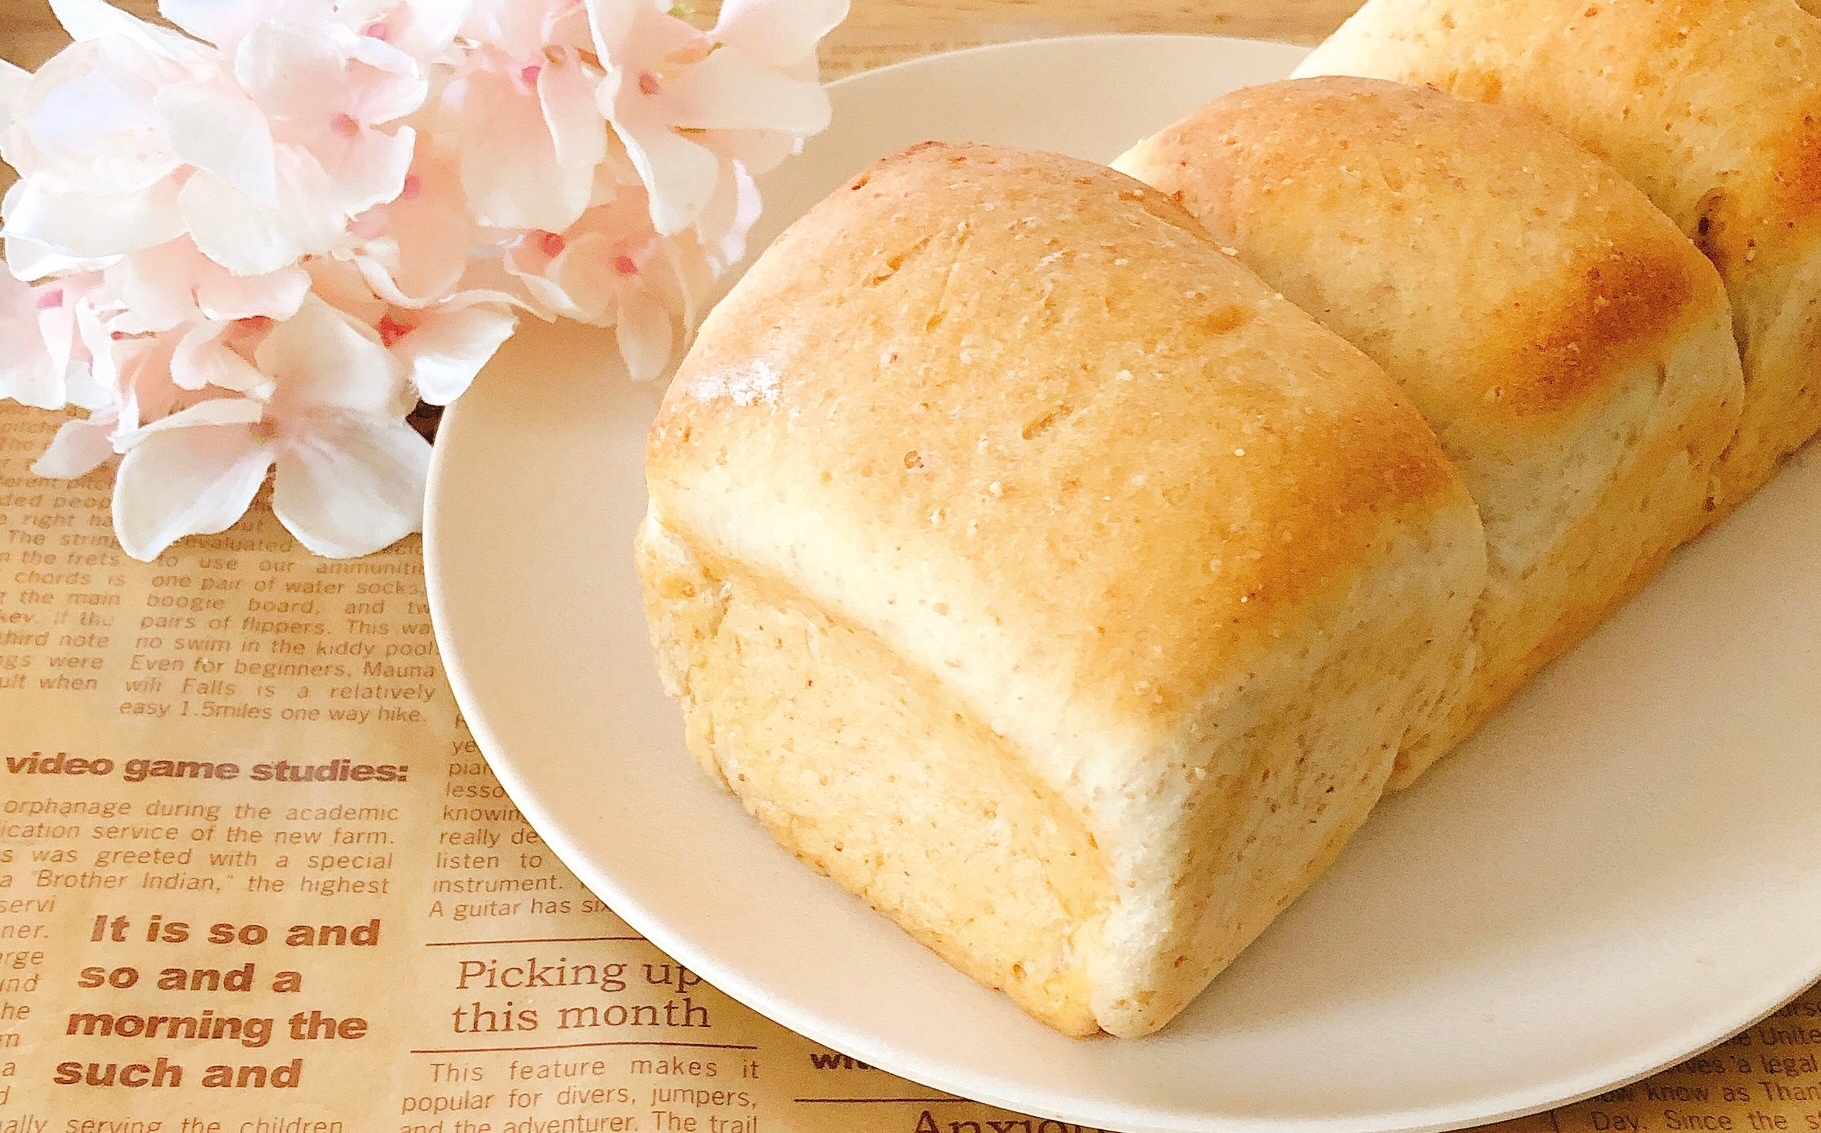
(1296, 0, 1821, 513)
(1115, 78, 1744, 785)
(637, 142, 1486, 1037)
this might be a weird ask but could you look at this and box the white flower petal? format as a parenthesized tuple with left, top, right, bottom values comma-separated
(25, 64, 180, 194)
(0, 59, 28, 138)
(64, 352, 112, 409)
(105, 245, 192, 333)
(708, 125, 798, 176)
(257, 295, 405, 418)
(313, 123, 417, 220)
(34, 412, 120, 478)
(456, 73, 589, 232)
(345, 35, 429, 125)
(693, 158, 760, 267)
(584, 0, 638, 67)
(389, 0, 474, 61)
(272, 418, 428, 557)
(179, 150, 347, 276)
(662, 50, 831, 135)
(51, 0, 215, 67)
(157, 82, 278, 206)
(608, 94, 719, 235)
(111, 422, 271, 561)
(616, 287, 673, 382)
(712, 0, 846, 68)
(119, 394, 265, 447)
(157, 0, 270, 50)
(541, 61, 607, 175)
(4, 219, 118, 281)
(395, 303, 516, 404)
(3, 176, 184, 258)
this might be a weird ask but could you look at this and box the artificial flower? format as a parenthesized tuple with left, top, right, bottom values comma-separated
(177, 21, 426, 274)
(110, 296, 428, 560)
(444, 0, 606, 232)
(0, 0, 848, 560)
(160, 0, 470, 63)
(0, 269, 105, 409)
(591, 0, 843, 235)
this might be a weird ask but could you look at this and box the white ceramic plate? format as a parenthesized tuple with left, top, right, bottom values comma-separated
(425, 34, 1821, 1133)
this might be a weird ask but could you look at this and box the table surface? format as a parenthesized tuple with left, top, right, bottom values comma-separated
(0, 0, 1362, 75)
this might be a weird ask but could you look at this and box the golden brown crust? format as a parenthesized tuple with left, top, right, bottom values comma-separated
(1115, 78, 1743, 782)
(1295, 0, 1821, 506)
(1116, 78, 1723, 429)
(648, 142, 1463, 734)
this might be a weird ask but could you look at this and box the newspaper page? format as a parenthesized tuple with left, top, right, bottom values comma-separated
(5, 398, 1821, 1133)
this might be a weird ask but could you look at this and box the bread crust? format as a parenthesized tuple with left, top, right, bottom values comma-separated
(1296, 0, 1821, 507)
(638, 142, 1487, 1035)
(1114, 77, 1743, 781)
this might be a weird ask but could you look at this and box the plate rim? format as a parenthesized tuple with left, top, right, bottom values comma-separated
(425, 32, 1821, 1133)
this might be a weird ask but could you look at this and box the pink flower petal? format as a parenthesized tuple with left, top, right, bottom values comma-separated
(156, 81, 278, 206)
(111, 333, 182, 430)
(0, 270, 63, 409)
(393, 302, 516, 404)
(616, 5, 705, 70)
(33, 412, 119, 478)
(350, 152, 473, 307)
(197, 263, 309, 322)
(583, 0, 637, 67)
(556, 230, 628, 323)
(107, 240, 201, 332)
(3, 173, 184, 258)
(305, 256, 391, 322)
(343, 34, 431, 125)
(466, 0, 555, 62)
(383, 0, 475, 62)
(661, 49, 831, 135)
(256, 295, 406, 419)
(712, 0, 847, 68)
(111, 420, 272, 561)
(272, 418, 429, 557)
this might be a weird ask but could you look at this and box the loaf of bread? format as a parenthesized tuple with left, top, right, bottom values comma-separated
(636, 142, 1487, 1037)
(1296, 0, 1821, 512)
(1114, 78, 1744, 784)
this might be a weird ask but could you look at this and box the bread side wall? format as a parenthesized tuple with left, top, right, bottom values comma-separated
(1085, 497, 1485, 1035)
(635, 512, 1113, 1036)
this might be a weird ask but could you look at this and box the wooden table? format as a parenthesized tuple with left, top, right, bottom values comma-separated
(0, 0, 1362, 75)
